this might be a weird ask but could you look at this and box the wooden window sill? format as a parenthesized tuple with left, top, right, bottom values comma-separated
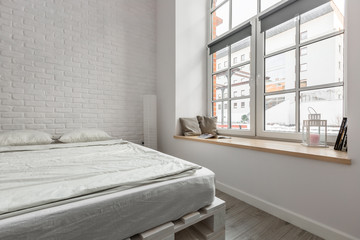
(173, 136, 351, 165)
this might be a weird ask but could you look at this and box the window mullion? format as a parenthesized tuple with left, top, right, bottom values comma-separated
(229, 0, 232, 30)
(295, 15, 300, 133)
(228, 46, 231, 129)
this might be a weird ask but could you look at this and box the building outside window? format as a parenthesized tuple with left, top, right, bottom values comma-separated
(209, 0, 345, 141)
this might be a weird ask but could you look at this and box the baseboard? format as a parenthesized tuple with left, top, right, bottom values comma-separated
(216, 181, 359, 240)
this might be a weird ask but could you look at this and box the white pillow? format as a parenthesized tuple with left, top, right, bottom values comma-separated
(59, 129, 112, 143)
(0, 130, 53, 146)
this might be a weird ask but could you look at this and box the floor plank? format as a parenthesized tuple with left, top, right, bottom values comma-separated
(176, 190, 323, 240)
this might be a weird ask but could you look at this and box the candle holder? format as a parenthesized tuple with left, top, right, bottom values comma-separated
(302, 107, 328, 148)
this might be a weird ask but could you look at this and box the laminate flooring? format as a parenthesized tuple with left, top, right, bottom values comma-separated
(176, 190, 323, 240)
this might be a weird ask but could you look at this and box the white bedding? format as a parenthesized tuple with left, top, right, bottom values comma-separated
(0, 140, 201, 215)
(0, 168, 215, 240)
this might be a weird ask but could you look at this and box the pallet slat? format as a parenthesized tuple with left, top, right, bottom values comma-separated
(130, 197, 226, 240)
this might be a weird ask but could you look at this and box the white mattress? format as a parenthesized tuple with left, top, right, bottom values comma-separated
(0, 141, 215, 240)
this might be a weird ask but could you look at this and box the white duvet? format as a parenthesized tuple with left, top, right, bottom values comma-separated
(0, 140, 200, 215)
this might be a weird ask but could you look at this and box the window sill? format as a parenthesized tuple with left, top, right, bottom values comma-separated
(173, 136, 351, 165)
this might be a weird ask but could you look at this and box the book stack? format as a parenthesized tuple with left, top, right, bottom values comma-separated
(334, 117, 348, 151)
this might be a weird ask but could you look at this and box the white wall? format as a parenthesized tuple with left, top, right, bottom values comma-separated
(156, 0, 176, 152)
(156, 0, 207, 147)
(156, 0, 360, 239)
(0, 0, 156, 143)
(175, 0, 208, 135)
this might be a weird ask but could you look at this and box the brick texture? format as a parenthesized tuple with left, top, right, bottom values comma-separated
(0, 0, 156, 143)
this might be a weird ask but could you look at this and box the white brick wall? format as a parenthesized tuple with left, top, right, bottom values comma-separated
(0, 0, 157, 143)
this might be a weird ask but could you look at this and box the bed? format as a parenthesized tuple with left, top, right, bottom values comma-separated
(0, 139, 225, 240)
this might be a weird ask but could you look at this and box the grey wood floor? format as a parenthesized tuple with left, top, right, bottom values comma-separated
(176, 190, 323, 240)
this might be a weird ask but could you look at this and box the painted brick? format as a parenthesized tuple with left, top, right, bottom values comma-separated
(0, 0, 156, 143)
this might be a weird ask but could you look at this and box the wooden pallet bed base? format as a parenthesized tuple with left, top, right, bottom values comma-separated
(127, 197, 226, 240)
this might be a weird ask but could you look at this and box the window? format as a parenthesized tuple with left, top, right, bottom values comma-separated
(300, 47, 307, 56)
(300, 63, 307, 72)
(210, 35, 253, 132)
(233, 57, 238, 64)
(208, 0, 345, 141)
(300, 79, 307, 88)
(241, 54, 245, 61)
(300, 31, 308, 41)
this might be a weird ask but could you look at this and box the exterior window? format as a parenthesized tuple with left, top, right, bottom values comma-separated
(263, 2, 344, 136)
(234, 102, 238, 109)
(300, 31, 308, 41)
(300, 47, 307, 56)
(300, 63, 307, 72)
(300, 79, 307, 88)
(208, 0, 345, 140)
(211, 36, 252, 131)
(241, 54, 245, 61)
(233, 57, 238, 64)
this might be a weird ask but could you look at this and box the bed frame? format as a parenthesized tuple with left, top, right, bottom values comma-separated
(127, 197, 226, 240)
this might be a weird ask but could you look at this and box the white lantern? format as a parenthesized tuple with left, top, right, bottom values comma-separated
(302, 108, 327, 147)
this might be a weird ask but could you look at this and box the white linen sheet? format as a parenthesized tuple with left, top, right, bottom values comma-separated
(0, 167, 215, 240)
(0, 140, 201, 215)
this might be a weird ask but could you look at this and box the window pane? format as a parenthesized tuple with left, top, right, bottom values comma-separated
(213, 72, 228, 101)
(232, 0, 257, 28)
(265, 93, 296, 132)
(265, 50, 296, 93)
(265, 18, 296, 55)
(261, 0, 282, 12)
(231, 99, 250, 130)
(300, 87, 343, 135)
(212, 2, 229, 39)
(300, 2, 344, 43)
(300, 35, 344, 87)
(212, 47, 228, 72)
(231, 65, 250, 97)
(231, 37, 250, 65)
(213, 101, 229, 129)
(213, 102, 228, 129)
(212, 0, 227, 9)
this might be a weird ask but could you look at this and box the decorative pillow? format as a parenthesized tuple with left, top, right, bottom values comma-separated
(59, 129, 112, 143)
(197, 116, 218, 135)
(0, 130, 53, 146)
(179, 118, 202, 136)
